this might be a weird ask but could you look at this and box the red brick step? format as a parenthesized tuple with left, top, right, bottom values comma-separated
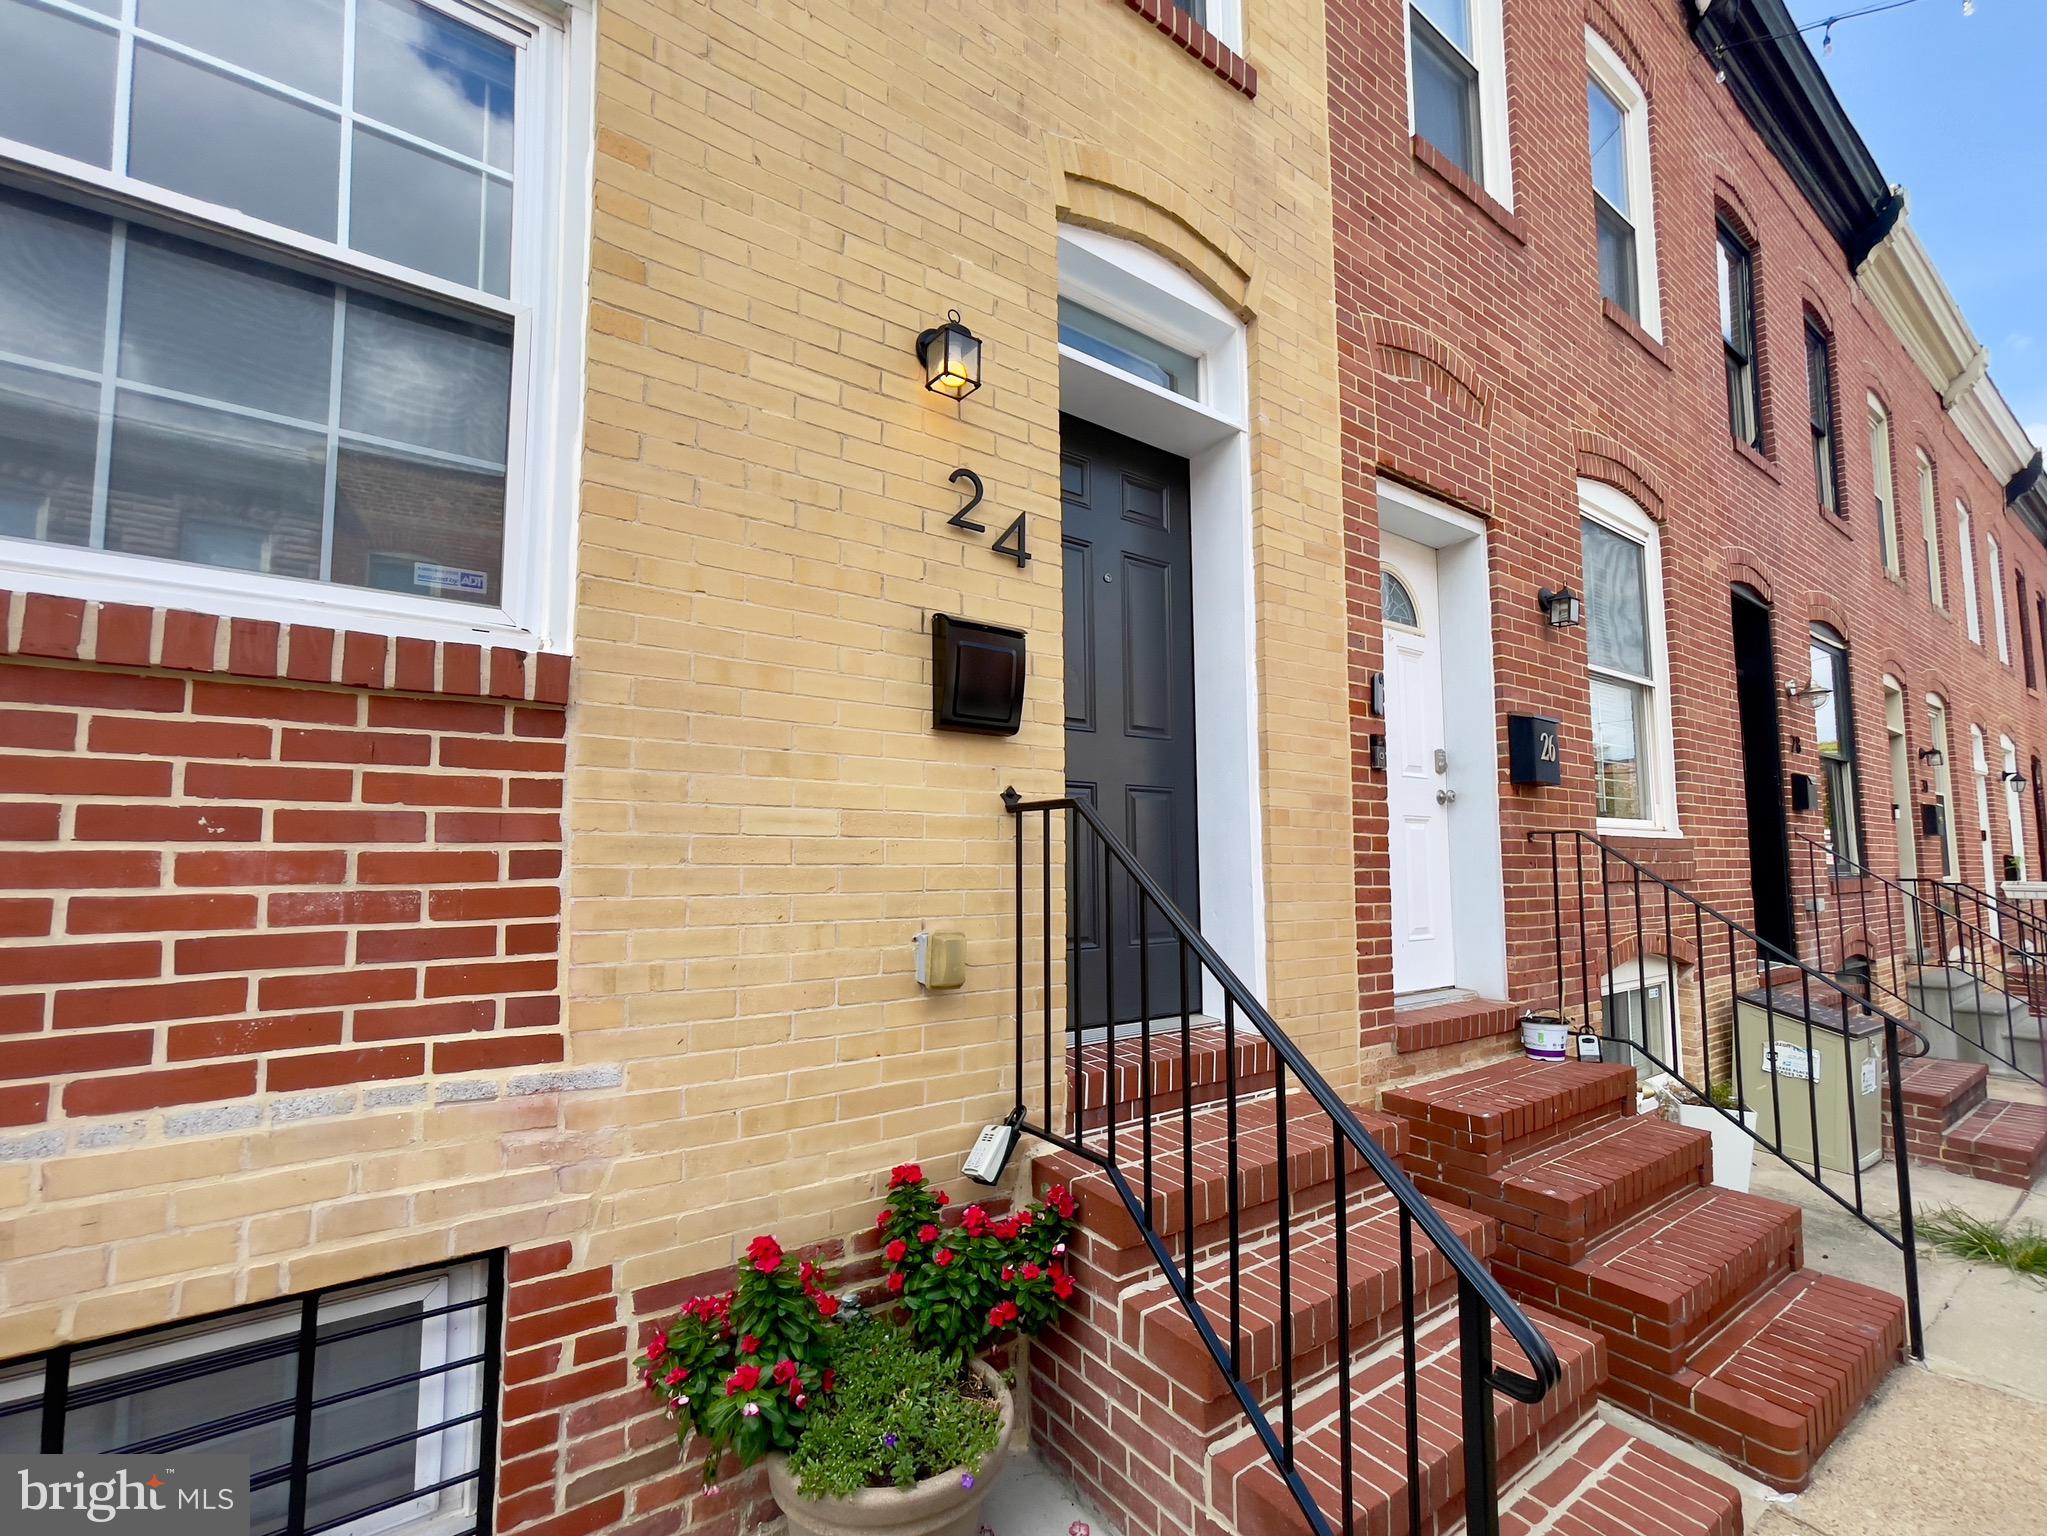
(1211, 1304, 1606, 1535)
(1502, 1420, 1742, 1536)
(1609, 1268, 1905, 1490)
(1891, 1058, 2047, 1187)
(1386, 1056, 1639, 1177)
(1391, 995, 1520, 1054)
(1122, 1189, 1497, 1431)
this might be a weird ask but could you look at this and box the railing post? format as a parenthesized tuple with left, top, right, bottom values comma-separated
(1006, 788, 1024, 1125)
(1884, 1016, 1927, 1359)
(1457, 1276, 1501, 1536)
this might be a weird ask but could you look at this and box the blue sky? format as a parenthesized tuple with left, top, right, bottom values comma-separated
(1807, 0, 2047, 449)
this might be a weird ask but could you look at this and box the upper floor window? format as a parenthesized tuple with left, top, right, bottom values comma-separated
(0, 0, 589, 646)
(1928, 694, 1958, 880)
(1409, 0, 1511, 205)
(1805, 322, 1837, 514)
(1586, 31, 1659, 336)
(1718, 225, 1761, 448)
(1581, 482, 1675, 833)
(1167, 0, 1243, 50)
(1918, 452, 1943, 607)
(1808, 624, 1861, 867)
(2018, 569, 2036, 688)
(1868, 396, 1898, 577)
(1988, 532, 2011, 664)
(1959, 500, 1982, 643)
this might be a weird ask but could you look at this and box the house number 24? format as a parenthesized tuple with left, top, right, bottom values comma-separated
(947, 468, 1030, 568)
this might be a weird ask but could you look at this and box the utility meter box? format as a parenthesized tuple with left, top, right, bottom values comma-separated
(1733, 985, 1884, 1175)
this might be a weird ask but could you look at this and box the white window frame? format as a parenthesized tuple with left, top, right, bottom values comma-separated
(0, 0, 594, 652)
(1180, 0, 1242, 52)
(1918, 451, 1943, 607)
(1602, 955, 1682, 1083)
(1988, 532, 2011, 664)
(1868, 395, 1898, 579)
(1959, 500, 1982, 644)
(1404, 0, 1514, 208)
(1582, 479, 1678, 838)
(1585, 27, 1660, 340)
(2002, 734, 2027, 882)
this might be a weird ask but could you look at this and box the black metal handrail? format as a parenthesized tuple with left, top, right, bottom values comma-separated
(1792, 833, 2047, 1086)
(1005, 790, 1561, 1536)
(1532, 828, 1925, 1359)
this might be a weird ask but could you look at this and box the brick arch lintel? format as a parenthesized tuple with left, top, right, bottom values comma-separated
(1587, 0, 1653, 89)
(1807, 594, 1853, 646)
(1725, 552, 1776, 605)
(1713, 180, 1760, 246)
(1575, 430, 1666, 520)
(1369, 317, 1490, 423)
(1051, 141, 1254, 318)
(1605, 930, 1700, 972)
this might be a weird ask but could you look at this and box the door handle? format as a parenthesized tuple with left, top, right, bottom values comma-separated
(1436, 788, 1458, 806)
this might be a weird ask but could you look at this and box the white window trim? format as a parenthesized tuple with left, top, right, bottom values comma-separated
(1918, 451, 1942, 607)
(1959, 500, 1982, 643)
(1988, 532, 2011, 664)
(1191, 0, 1243, 52)
(0, 0, 594, 653)
(1868, 395, 1899, 579)
(1582, 478, 1679, 838)
(2002, 735, 2027, 882)
(1602, 955, 1682, 1081)
(1404, 0, 1515, 208)
(1585, 26, 1661, 340)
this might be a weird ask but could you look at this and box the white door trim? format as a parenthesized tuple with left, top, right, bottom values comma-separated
(1056, 227, 1268, 1008)
(1378, 481, 1508, 1000)
(1384, 534, 1457, 993)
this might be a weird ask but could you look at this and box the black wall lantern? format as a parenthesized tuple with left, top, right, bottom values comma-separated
(1918, 747, 1946, 766)
(916, 310, 982, 401)
(1537, 585, 1582, 628)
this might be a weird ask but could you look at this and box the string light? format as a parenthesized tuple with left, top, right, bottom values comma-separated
(1707, 0, 1955, 72)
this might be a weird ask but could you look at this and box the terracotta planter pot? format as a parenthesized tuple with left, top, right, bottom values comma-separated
(766, 1360, 1015, 1536)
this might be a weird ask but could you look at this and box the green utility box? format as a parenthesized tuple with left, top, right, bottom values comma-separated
(1733, 986, 1884, 1175)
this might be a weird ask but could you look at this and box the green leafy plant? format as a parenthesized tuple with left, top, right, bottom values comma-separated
(1918, 1205, 2047, 1280)
(1708, 1079, 1740, 1112)
(875, 1164, 1079, 1368)
(639, 1235, 845, 1490)
(784, 1319, 1003, 1498)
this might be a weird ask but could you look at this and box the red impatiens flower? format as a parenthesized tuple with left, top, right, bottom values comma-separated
(664, 1366, 688, 1387)
(918, 1223, 940, 1243)
(886, 1271, 905, 1294)
(885, 1238, 908, 1263)
(1022, 1262, 1041, 1281)
(994, 1218, 1021, 1242)
(1044, 1184, 1077, 1220)
(746, 1234, 784, 1274)
(1051, 1267, 1076, 1301)
(645, 1331, 668, 1362)
(962, 1205, 989, 1237)
(1000, 1265, 1015, 1283)
(816, 1293, 841, 1318)
(987, 1299, 1019, 1329)
(740, 1334, 760, 1355)
(772, 1359, 799, 1386)
(875, 1208, 893, 1230)
(727, 1364, 761, 1395)
(889, 1163, 923, 1188)
(1017, 1208, 1034, 1227)
(935, 1190, 950, 1206)
(934, 1249, 955, 1268)
(822, 1369, 837, 1393)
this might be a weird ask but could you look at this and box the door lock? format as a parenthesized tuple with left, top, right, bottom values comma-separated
(1432, 748, 1448, 774)
(1436, 788, 1458, 806)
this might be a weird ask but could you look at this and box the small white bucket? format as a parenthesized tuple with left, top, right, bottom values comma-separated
(1520, 1016, 1570, 1061)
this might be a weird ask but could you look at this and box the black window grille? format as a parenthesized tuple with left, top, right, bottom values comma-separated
(0, 1255, 503, 1536)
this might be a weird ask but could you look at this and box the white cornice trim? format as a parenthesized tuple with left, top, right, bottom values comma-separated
(1857, 212, 2035, 489)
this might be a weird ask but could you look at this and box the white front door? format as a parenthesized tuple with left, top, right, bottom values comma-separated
(1383, 534, 1457, 993)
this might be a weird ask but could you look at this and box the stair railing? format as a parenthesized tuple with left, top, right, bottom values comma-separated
(1006, 791, 1561, 1536)
(1531, 828, 1926, 1359)
(1791, 833, 2046, 1086)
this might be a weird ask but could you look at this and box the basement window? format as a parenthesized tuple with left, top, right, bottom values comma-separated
(1603, 957, 1681, 1082)
(0, 1258, 500, 1536)
(0, 0, 590, 648)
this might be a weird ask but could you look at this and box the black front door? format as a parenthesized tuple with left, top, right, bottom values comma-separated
(1061, 415, 1200, 1029)
(1732, 585, 1796, 958)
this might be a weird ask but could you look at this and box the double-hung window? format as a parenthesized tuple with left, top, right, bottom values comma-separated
(1988, 533, 2011, 664)
(1959, 500, 1982, 643)
(1868, 395, 1898, 577)
(1718, 225, 1761, 448)
(0, 0, 589, 645)
(1928, 695, 1958, 880)
(1586, 31, 1658, 335)
(1581, 483, 1673, 833)
(1808, 624, 1861, 868)
(1918, 452, 1943, 606)
(1805, 322, 1837, 514)
(0, 1259, 499, 1536)
(2018, 570, 2035, 688)
(1408, 0, 1510, 203)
